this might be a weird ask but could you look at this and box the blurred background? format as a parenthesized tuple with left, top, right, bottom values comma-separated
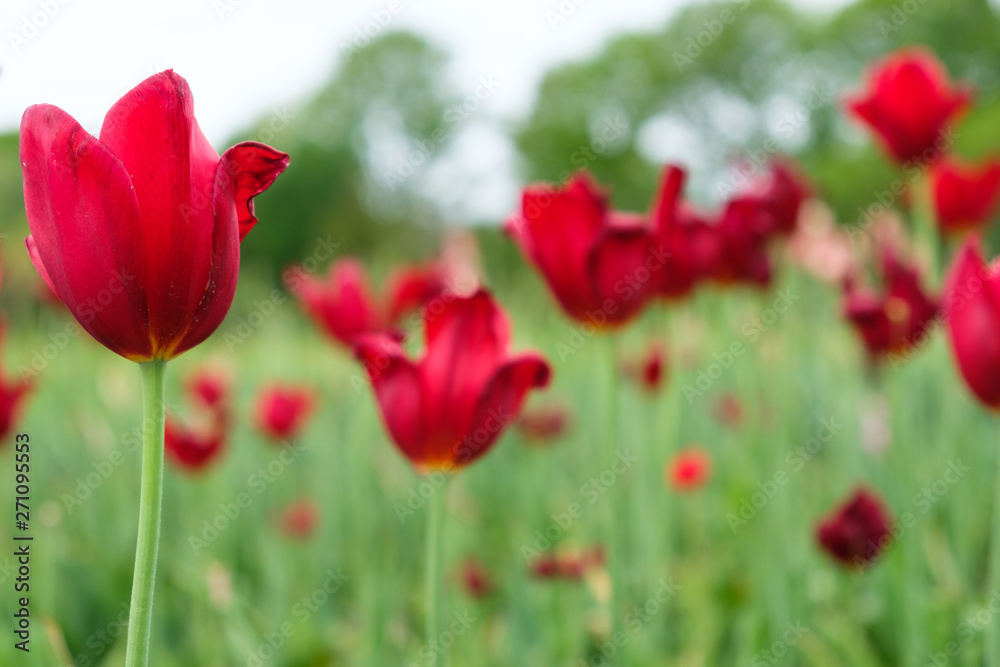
(4, 0, 1000, 665)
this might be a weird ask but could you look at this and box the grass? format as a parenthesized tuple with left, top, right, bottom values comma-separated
(0, 265, 997, 666)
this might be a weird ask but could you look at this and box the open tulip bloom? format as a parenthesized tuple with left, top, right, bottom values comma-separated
(19, 71, 288, 666)
(356, 288, 550, 650)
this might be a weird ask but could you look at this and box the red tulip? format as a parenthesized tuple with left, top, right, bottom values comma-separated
(943, 237, 1000, 408)
(843, 247, 940, 359)
(355, 289, 551, 472)
(931, 157, 1000, 234)
(731, 161, 810, 237)
(186, 367, 231, 415)
(458, 559, 495, 598)
(710, 199, 773, 287)
(530, 546, 604, 580)
(652, 166, 720, 299)
(254, 384, 316, 443)
(0, 268, 32, 444)
(516, 403, 571, 444)
(816, 488, 893, 569)
(278, 497, 319, 539)
(623, 341, 666, 392)
(286, 258, 443, 347)
(666, 447, 711, 491)
(505, 172, 661, 327)
(846, 49, 971, 164)
(21, 71, 288, 362)
(164, 419, 224, 471)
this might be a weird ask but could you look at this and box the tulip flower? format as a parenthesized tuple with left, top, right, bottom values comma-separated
(278, 497, 320, 540)
(0, 328, 32, 446)
(943, 237, 1000, 408)
(286, 258, 443, 347)
(733, 161, 810, 237)
(516, 403, 571, 444)
(666, 447, 711, 491)
(18, 70, 288, 667)
(623, 341, 666, 393)
(458, 559, 495, 598)
(22, 70, 289, 362)
(356, 289, 551, 471)
(653, 168, 721, 299)
(186, 367, 231, 415)
(253, 384, 316, 443)
(842, 247, 940, 360)
(530, 546, 605, 580)
(931, 157, 1000, 234)
(164, 419, 224, 472)
(505, 172, 662, 327)
(846, 49, 971, 165)
(816, 488, 893, 569)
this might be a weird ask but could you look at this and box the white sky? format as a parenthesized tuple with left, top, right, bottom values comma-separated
(0, 0, 856, 221)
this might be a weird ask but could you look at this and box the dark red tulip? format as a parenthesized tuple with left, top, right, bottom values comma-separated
(355, 289, 551, 472)
(623, 341, 666, 392)
(843, 247, 940, 359)
(944, 237, 1000, 408)
(816, 488, 893, 569)
(254, 384, 316, 443)
(652, 166, 719, 299)
(710, 199, 773, 287)
(21, 71, 288, 362)
(278, 497, 319, 539)
(667, 447, 711, 491)
(730, 161, 810, 237)
(531, 546, 604, 580)
(515, 403, 571, 444)
(846, 49, 971, 164)
(164, 419, 224, 471)
(459, 559, 495, 598)
(505, 172, 661, 327)
(286, 259, 443, 347)
(931, 157, 1000, 234)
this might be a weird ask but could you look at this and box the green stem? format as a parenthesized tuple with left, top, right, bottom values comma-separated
(607, 335, 624, 658)
(911, 171, 939, 284)
(125, 360, 166, 667)
(425, 478, 447, 665)
(985, 448, 1000, 664)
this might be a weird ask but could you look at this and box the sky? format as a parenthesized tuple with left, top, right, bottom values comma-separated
(0, 0, 856, 221)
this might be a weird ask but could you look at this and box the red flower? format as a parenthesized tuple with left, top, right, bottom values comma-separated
(710, 199, 773, 287)
(846, 49, 971, 164)
(730, 161, 810, 237)
(816, 488, 893, 569)
(623, 341, 666, 392)
(459, 559, 495, 598)
(843, 247, 940, 359)
(506, 173, 660, 327)
(186, 367, 231, 415)
(286, 259, 443, 347)
(531, 546, 604, 580)
(355, 289, 551, 472)
(931, 157, 1000, 234)
(164, 419, 224, 471)
(21, 71, 288, 362)
(944, 237, 1000, 408)
(278, 497, 319, 539)
(666, 448, 711, 491)
(516, 403, 571, 444)
(254, 384, 316, 443)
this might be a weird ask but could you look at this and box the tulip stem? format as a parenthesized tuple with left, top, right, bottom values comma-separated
(607, 335, 625, 659)
(125, 360, 166, 667)
(425, 477, 447, 665)
(912, 171, 939, 284)
(986, 449, 1000, 665)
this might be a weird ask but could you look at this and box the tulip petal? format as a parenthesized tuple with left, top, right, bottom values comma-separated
(100, 70, 221, 350)
(20, 104, 151, 360)
(421, 290, 508, 437)
(355, 334, 426, 462)
(455, 354, 552, 467)
(221, 141, 291, 241)
(588, 216, 660, 326)
(945, 238, 1000, 408)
